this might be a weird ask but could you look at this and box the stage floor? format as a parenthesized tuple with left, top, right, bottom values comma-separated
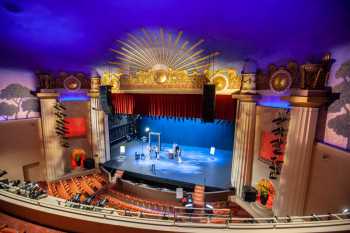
(104, 140, 233, 189)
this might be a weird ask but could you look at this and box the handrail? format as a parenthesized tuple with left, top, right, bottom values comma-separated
(100, 166, 112, 183)
(1, 189, 350, 230)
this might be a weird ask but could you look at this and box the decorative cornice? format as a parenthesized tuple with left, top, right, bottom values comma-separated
(281, 89, 332, 107)
(231, 94, 261, 102)
(111, 89, 203, 95)
(87, 91, 100, 98)
(36, 91, 60, 99)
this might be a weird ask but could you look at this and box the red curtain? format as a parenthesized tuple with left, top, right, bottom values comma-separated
(215, 95, 236, 121)
(112, 93, 236, 121)
(112, 93, 135, 115)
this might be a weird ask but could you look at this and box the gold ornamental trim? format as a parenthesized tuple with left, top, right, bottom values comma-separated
(87, 91, 100, 98)
(36, 92, 60, 99)
(232, 94, 261, 102)
(282, 89, 332, 107)
(282, 96, 329, 108)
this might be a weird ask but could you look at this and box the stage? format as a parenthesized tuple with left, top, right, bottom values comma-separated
(104, 140, 233, 189)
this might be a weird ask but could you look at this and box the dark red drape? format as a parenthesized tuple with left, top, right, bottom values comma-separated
(112, 93, 236, 121)
(215, 95, 236, 121)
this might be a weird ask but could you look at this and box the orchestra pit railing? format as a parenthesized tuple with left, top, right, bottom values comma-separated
(0, 189, 350, 230)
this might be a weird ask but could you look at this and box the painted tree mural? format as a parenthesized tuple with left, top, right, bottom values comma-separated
(0, 83, 34, 119)
(0, 102, 17, 120)
(22, 98, 40, 118)
(328, 59, 350, 150)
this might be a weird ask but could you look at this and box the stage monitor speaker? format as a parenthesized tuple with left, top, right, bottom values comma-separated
(242, 185, 257, 202)
(84, 158, 95, 170)
(99, 85, 113, 115)
(202, 84, 216, 122)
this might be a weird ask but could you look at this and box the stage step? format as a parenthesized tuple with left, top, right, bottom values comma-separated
(193, 185, 205, 207)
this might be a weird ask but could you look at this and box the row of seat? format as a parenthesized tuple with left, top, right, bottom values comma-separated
(47, 173, 107, 201)
(107, 189, 180, 213)
(46, 173, 250, 221)
(0, 224, 22, 233)
(100, 193, 161, 214)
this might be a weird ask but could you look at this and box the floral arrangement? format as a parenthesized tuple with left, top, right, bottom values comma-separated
(256, 179, 275, 197)
(71, 148, 86, 168)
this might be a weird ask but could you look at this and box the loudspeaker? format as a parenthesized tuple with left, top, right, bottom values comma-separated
(242, 185, 257, 202)
(202, 84, 216, 122)
(83, 158, 95, 170)
(99, 85, 113, 114)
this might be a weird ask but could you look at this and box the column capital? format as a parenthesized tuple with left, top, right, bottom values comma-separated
(282, 89, 332, 108)
(232, 94, 261, 103)
(87, 91, 100, 98)
(36, 91, 59, 99)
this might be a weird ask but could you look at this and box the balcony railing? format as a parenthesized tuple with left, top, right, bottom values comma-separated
(1, 189, 350, 232)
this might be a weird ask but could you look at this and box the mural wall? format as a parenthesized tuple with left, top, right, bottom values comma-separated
(0, 69, 40, 120)
(324, 44, 350, 151)
(252, 106, 289, 208)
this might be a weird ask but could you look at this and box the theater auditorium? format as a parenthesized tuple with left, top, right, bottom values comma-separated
(0, 1, 350, 232)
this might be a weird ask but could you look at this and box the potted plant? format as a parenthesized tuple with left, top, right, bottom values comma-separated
(256, 179, 271, 206)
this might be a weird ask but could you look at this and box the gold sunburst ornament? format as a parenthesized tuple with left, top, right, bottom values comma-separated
(109, 28, 219, 83)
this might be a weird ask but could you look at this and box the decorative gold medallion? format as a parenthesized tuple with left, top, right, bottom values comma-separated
(270, 69, 292, 93)
(211, 74, 228, 91)
(64, 75, 81, 91)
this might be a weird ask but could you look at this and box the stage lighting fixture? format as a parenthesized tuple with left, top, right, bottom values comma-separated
(54, 112, 67, 118)
(120, 145, 126, 154)
(272, 117, 287, 124)
(272, 128, 286, 136)
(56, 120, 64, 125)
(272, 127, 285, 134)
(54, 104, 66, 111)
(343, 208, 349, 213)
(55, 127, 68, 133)
(55, 131, 64, 136)
(145, 127, 150, 133)
(270, 138, 284, 144)
(58, 102, 66, 108)
(273, 149, 283, 155)
(269, 171, 277, 179)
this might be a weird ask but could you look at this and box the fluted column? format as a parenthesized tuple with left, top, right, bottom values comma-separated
(104, 114, 111, 161)
(231, 94, 259, 197)
(274, 90, 331, 216)
(88, 77, 107, 166)
(37, 92, 64, 181)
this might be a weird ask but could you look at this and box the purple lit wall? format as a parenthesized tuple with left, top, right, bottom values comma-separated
(1, 0, 350, 148)
(1, 0, 350, 72)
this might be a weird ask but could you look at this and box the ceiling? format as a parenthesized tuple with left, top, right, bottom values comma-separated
(1, 0, 350, 73)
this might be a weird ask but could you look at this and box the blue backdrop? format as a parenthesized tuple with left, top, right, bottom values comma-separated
(137, 117, 234, 150)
